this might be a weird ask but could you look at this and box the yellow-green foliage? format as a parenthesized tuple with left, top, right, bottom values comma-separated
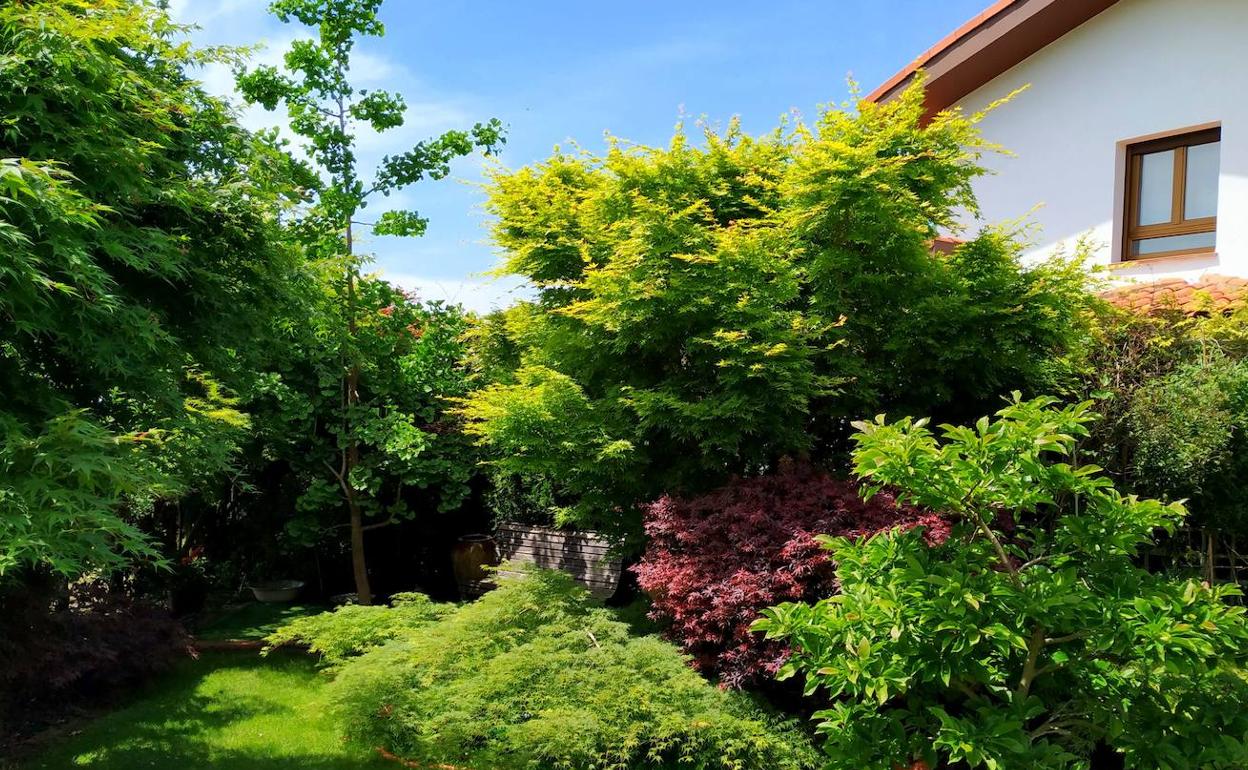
(264, 592, 451, 666)
(312, 568, 817, 770)
(460, 84, 1100, 535)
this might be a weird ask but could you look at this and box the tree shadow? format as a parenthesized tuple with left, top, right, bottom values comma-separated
(16, 652, 388, 770)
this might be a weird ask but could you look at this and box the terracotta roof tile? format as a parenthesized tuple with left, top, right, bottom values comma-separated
(929, 235, 965, 256)
(1102, 275, 1248, 316)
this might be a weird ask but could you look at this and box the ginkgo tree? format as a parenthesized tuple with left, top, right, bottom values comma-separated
(236, 0, 503, 604)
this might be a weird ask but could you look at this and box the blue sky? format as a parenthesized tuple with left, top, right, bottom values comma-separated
(171, 0, 987, 311)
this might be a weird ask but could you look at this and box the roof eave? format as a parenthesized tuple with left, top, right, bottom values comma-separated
(866, 0, 1119, 120)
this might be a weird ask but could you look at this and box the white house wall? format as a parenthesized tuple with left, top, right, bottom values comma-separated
(953, 0, 1248, 282)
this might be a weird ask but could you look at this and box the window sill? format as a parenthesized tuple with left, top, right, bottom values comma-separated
(1110, 250, 1217, 269)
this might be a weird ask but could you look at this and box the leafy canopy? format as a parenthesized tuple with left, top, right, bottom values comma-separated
(755, 396, 1248, 770)
(460, 84, 1098, 537)
(236, 0, 503, 246)
(235, 0, 503, 603)
(0, 0, 307, 579)
(254, 288, 479, 544)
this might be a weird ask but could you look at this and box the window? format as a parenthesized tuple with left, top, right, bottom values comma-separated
(1123, 127, 1221, 260)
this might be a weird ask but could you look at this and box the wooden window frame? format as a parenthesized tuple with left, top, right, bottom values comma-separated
(1122, 127, 1220, 261)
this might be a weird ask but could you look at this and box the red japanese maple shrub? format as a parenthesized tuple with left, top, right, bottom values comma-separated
(633, 461, 947, 688)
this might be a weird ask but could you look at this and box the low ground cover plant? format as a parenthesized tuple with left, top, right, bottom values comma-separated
(634, 460, 946, 687)
(270, 568, 818, 770)
(264, 592, 450, 665)
(755, 396, 1248, 769)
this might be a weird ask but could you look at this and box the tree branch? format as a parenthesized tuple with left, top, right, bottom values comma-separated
(1016, 625, 1047, 698)
(1028, 717, 1096, 740)
(1019, 554, 1056, 572)
(1044, 631, 1088, 646)
(967, 506, 1023, 590)
(322, 457, 353, 503)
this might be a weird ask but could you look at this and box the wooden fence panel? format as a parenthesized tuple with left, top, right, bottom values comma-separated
(494, 522, 623, 600)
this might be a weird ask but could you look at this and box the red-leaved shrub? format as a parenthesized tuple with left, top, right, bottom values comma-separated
(633, 461, 948, 688)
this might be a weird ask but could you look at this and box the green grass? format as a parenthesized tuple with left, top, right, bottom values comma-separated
(194, 602, 325, 641)
(16, 652, 389, 770)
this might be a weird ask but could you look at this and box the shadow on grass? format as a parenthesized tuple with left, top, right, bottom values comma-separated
(193, 602, 326, 642)
(16, 651, 389, 770)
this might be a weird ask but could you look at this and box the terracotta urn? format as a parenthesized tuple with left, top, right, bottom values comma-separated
(451, 534, 499, 598)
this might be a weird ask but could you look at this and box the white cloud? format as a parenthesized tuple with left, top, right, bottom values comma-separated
(383, 273, 532, 315)
(170, 1, 499, 287)
(350, 49, 403, 86)
(168, 0, 257, 27)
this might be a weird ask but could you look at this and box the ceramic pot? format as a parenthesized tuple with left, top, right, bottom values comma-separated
(451, 534, 499, 598)
(249, 579, 304, 602)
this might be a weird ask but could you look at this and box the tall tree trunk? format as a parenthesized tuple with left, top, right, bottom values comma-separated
(344, 219, 372, 604)
(332, 94, 372, 605)
(347, 477, 372, 605)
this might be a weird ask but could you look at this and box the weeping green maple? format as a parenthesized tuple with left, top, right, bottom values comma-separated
(236, 0, 503, 603)
(0, 1, 307, 580)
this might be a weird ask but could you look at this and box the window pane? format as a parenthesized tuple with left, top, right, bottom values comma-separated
(1131, 231, 1216, 257)
(1185, 141, 1220, 220)
(1137, 149, 1174, 225)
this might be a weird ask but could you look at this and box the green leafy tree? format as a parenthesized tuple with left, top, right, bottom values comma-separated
(755, 396, 1248, 769)
(252, 281, 478, 584)
(0, 0, 307, 580)
(459, 85, 1097, 539)
(235, 0, 503, 603)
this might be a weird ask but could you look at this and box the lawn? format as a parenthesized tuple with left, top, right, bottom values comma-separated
(14, 652, 389, 770)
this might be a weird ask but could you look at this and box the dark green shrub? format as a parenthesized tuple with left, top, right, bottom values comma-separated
(1084, 307, 1248, 536)
(484, 469, 565, 526)
(1127, 356, 1248, 532)
(277, 568, 817, 769)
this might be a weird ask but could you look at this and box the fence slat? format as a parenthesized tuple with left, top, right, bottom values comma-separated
(494, 522, 623, 599)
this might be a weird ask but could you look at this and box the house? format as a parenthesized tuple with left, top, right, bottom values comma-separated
(867, 0, 1248, 311)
